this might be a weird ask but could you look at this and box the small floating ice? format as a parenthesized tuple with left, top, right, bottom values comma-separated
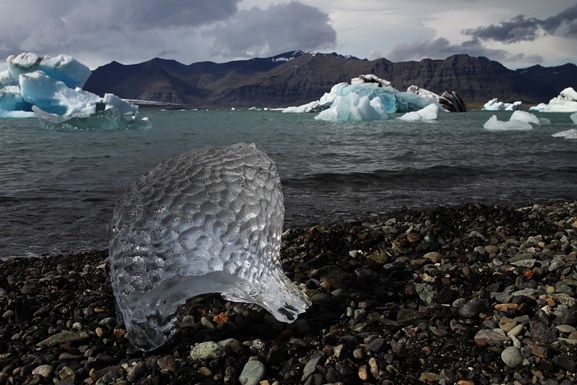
(552, 129, 577, 139)
(483, 110, 540, 131)
(109, 143, 311, 350)
(397, 104, 439, 121)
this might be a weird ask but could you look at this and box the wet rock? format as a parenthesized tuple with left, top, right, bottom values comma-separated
(397, 309, 421, 325)
(31, 364, 52, 379)
(553, 356, 576, 372)
(301, 351, 324, 382)
(501, 346, 524, 368)
(36, 330, 88, 347)
(190, 341, 226, 361)
(459, 298, 482, 319)
(239, 359, 265, 385)
(474, 329, 510, 346)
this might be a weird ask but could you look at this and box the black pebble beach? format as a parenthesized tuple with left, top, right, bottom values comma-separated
(1, 200, 577, 385)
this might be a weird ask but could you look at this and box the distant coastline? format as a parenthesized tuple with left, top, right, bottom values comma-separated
(84, 51, 577, 109)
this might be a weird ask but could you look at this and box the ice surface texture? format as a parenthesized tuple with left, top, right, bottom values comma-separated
(109, 143, 310, 350)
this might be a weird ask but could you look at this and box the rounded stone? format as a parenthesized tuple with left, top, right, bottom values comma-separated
(2, 310, 14, 319)
(238, 359, 265, 385)
(32, 364, 53, 378)
(190, 341, 226, 361)
(501, 346, 524, 368)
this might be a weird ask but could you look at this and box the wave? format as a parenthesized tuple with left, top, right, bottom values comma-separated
(283, 165, 486, 188)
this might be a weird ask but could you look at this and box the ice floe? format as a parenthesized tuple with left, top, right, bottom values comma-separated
(483, 98, 523, 111)
(284, 74, 446, 121)
(530, 87, 577, 113)
(0, 52, 147, 130)
(397, 104, 439, 121)
(483, 111, 541, 131)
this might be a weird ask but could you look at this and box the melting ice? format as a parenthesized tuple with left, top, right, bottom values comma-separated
(109, 143, 311, 350)
(530, 87, 577, 113)
(284, 74, 442, 121)
(483, 111, 541, 131)
(483, 98, 523, 111)
(0, 52, 148, 130)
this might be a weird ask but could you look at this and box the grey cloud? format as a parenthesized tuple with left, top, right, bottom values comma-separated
(0, 0, 241, 63)
(209, 1, 336, 58)
(463, 4, 577, 43)
(379, 37, 543, 65)
(66, 0, 241, 30)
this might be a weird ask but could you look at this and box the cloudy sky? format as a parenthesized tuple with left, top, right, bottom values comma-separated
(1, 0, 576, 70)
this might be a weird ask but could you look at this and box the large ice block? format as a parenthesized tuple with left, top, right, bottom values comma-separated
(109, 143, 310, 350)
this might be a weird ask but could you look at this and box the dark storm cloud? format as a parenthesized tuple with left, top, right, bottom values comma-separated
(463, 4, 577, 43)
(67, 0, 241, 29)
(384, 37, 543, 65)
(0, 0, 336, 66)
(0, 0, 241, 61)
(209, 2, 336, 58)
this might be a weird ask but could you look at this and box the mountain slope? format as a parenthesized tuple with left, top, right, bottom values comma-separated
(84, 52, 576, 108)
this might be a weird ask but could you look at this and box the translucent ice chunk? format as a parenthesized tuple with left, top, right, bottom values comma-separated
(109, 143, 310, 350)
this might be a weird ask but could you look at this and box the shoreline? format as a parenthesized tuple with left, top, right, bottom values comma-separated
(1, 200, 576, 384)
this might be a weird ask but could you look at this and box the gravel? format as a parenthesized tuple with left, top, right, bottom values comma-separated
(1, 200, 576, 384)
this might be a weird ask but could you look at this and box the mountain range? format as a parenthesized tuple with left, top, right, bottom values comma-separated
(83, 51, 577, 109)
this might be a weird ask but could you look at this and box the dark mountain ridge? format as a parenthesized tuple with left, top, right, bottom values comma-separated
(83, 51, 577, 108)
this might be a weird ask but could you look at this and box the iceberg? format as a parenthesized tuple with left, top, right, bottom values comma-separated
(7, 52, 91, 89)
(109, 143, 311, 350)
(552, 129, 577, 139)
(530, 87, 577, 112)
(398, 104, 439, 121)
(0, 85, 31, 111)
(483, 110, 541, 131)
(19, 71, 101, 116)
(483, 98, 523, 111)
(314, 92, 388, 121)
(286, 75, 440, 121)
(1, 52, 145, 129)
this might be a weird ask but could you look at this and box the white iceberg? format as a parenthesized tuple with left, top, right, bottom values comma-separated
(284, 74, 441, 121)
(19, 71, 138, 118)
(109, 143, 311, 350)
(552, 129, 577, 139)
(530, 87, 577, 112)
(0, 85, 31, 111)
(19, 71, 101, 117)
(0, 52, 144, 129)
(0, 110, 34, 118)
(7, 52, 91, 89)
(0, 69, 18, 87)
(483, 98, 523, 111)
(483, 110, 541, 131)
(398, 104, 439, 121)
(571, 112, 577, 124)
(314, 92, 388, 121)
(510, 110, 540, 125)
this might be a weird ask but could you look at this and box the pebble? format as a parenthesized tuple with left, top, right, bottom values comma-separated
(501, 346, 524, 368)
(239, 359, 266, 385)
(31, 364, 53, 378)
(36, 330, 87, 347)
(190, 341, 226, 361)
(0, 202, 576, 385)
(396, 308, 421, 325)
(507, 324, 524, 337)
(58, 366, 75, 382)
(498, 316, 517, 332)
(459, 298, 481, 319)
(556, 324, 576, 334)
(301, 351, 323, 382)
(474, 329, 510, 347)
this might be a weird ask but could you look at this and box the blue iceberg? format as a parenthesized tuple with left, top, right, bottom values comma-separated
(0, 52, 148, 130)
(284, 74, 442, 121)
